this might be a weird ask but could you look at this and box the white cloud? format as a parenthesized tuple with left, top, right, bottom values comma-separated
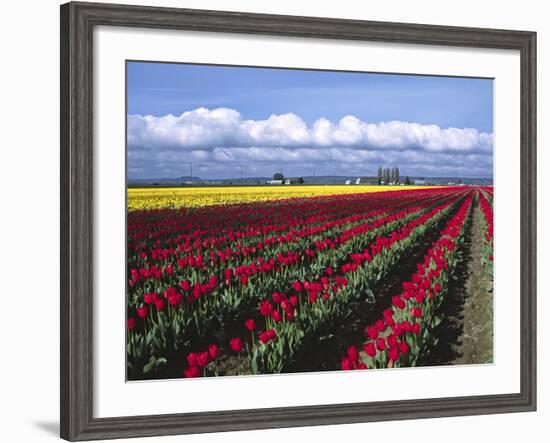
(127, 107, 493, 178)
(128, 107, 493, 154)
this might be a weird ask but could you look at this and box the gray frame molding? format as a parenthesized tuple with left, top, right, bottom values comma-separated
(60, 2, 536, 441)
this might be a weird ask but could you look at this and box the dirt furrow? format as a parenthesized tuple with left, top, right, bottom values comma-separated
(421, 191, 493, 366)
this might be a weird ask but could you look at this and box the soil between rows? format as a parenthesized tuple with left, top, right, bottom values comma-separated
(419, 191, 493, 366)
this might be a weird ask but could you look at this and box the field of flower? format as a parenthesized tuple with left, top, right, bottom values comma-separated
(126, 186, 493, 379)
(128, 185, 431, 210)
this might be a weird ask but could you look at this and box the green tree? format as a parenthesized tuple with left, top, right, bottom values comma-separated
(384, 168, 391, 184)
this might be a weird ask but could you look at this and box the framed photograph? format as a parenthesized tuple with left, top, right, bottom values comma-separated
(60, 1, 536, 440)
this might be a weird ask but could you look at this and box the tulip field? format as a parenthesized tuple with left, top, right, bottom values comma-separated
(127, 184, 429, 210)
(126, 185, 494, 379)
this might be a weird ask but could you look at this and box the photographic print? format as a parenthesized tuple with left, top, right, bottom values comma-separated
(126, 61, 494, 381)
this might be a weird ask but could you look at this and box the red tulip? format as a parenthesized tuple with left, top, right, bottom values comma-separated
(197, 351, 210, 367)
(180, 280, 191, 292)
(224, 268, 233, 284)
(272, 310, 282, 323)
(259, 300, 274, 317)
(127, 317, 136, 331)
(267, 329, 277, 340)
(244, 318, 256, 331)
(164, 287, 179, 299)
(259, 331, 270, 344)
(363, 342, 376, 357)
(143, 293, 154, 304)
(229, 337, 243, 352)
(167, 292, 182, 307)
(347, 346, 359, 362)
(260, 329, 277, 343)
(183, 366, 200, 378)
(411, 307, 422, 318)
(387, 334, 398, 348)
(136, 306, 149, 319)
(292, 281, 303, 293)
(366, 325, 378, 340)
(398, 341, 410, 355)
(341, 357, 354, 370)
(392, 295, 406, 310)
(208, 344, 220, 360)
(186, 352, 199, 367)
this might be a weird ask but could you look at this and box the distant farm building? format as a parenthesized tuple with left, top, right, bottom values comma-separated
(287, 178, 304, 185)
(356, 177, 378, 185)
(268, 177, 303, 185)
(345, 180, 352, 185)
(414, 178, 426, 185)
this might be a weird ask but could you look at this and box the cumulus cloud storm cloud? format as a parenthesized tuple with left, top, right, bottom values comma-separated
(127, 107, 493, 178)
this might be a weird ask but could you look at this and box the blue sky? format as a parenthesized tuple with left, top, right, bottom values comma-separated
(127, 61, 494, 179)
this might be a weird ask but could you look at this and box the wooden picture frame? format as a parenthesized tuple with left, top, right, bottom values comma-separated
(60, 1, 536, 440)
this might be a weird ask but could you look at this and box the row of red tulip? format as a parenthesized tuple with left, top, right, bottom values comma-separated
(340, 191, 474, 370)
(478, 188, 494, 273)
